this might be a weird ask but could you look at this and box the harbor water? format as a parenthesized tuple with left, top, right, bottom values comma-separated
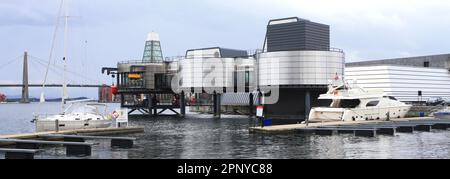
(1, 103, 450, 159)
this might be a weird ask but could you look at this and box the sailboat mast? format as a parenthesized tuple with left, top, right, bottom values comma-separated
(40, 0, 64, 103)
(62, 0, 69, 110)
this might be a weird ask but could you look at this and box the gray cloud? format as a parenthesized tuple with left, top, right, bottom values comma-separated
(0, 1, 58, 27)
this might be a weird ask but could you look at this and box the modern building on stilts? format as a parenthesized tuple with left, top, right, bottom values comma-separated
(108, 17, 345, 123)
(258, 17, 345, 123)
(114, 32, 186, 117)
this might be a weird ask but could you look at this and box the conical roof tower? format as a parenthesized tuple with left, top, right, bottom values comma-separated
(142, 32, 164, 63)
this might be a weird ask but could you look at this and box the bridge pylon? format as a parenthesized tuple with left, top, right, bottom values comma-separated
(20, 51, 30, 104)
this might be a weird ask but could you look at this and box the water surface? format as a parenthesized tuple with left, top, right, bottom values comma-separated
(1, 103, 450, 159)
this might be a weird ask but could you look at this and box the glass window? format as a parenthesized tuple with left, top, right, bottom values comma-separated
(384, 96, 398, 101)
(153, 46, 161, 51)
(153, 51, 162, 57)
(340, 99, 361, 108)
(366, 101, 380, 107)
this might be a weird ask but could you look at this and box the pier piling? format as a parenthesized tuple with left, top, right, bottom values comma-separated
(249, 93, 254, 118)
(180, 91, 186, 118)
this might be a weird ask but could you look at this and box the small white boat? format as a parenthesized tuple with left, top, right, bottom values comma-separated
(434, 108, 450, 120)
(308, 78, 412, 122)
(34, 102, 112, 132)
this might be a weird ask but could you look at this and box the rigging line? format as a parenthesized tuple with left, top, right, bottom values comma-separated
(29, 55, 102, 84)
(33, 58, 90, 85)
(29, 60, 46, 79)
(33, 58, 65, 80)
(42, 0, 64, 89)
(33, 58, 65, 78)
(31, 60, 78, 87)
(0, 55, 23, 71)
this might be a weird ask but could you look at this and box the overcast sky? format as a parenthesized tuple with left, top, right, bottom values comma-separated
(1, 0, 450, 98)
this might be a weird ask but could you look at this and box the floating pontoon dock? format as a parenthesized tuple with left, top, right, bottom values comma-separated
(0, 127, 144, 159)
(0, 126, 144, 140)
(249, 117, 450, 137)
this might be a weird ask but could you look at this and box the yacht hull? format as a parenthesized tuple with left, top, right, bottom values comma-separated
(309, 106, 411, 122)
(36, 120, 112, 132)
(434, 112, 450, 120)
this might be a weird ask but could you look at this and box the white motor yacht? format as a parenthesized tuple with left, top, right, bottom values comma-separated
(308, 79, 412, 122)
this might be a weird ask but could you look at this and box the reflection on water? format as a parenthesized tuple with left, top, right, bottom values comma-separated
(1, 103, 450, 159)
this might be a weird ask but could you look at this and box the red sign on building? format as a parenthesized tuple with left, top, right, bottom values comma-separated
(0, 93, 6, 102)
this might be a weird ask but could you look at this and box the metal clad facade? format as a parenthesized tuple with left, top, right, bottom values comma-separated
(346, 66, 450, 102)
(259, 51, 345, 86)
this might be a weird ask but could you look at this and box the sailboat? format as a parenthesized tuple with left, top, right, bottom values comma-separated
(33, 0, 112, 132)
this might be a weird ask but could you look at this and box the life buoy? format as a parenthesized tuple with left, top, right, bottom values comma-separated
(111, 86, 119, 95)
(112, 110, 120, 119)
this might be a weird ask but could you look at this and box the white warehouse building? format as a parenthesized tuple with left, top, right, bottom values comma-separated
(346, 54, 450, 103)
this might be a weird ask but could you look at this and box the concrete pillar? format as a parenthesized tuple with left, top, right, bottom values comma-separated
(120, 94, 125, 107)
(21, 51, 30, 104)
(305, 91, 311, 121)
(180, 91, 186, 118)
(249, 93, 254, 117)
(147, 94, 153, 115)
(153, 94, 158, 116)
(217, 93, 221, 119)
(213, 92, 221, 119)
(213, 92, 217, 116)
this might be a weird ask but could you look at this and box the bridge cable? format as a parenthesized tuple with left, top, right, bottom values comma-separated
(0, 55, 23, 71)
(31, 57, 82, 85)
(29, 55, 102, 84)
(32, 56, 100, 86)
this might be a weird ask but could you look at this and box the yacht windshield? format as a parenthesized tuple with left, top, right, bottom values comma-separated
(65, 103, 103, 114)
(71, 105, 99, 114)
(384, 96, 398, 101)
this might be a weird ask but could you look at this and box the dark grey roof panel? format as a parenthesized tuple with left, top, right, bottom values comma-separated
(185, 47, 248, 58)
(347, 54, 450, 69)
(219, 48, 248, 58)
(265, 17, 330, 52)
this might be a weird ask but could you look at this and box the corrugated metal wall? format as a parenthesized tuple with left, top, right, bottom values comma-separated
(346, 66, 450, 102)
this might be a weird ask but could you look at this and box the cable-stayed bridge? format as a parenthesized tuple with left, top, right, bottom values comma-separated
(0, 52, 109, 103)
